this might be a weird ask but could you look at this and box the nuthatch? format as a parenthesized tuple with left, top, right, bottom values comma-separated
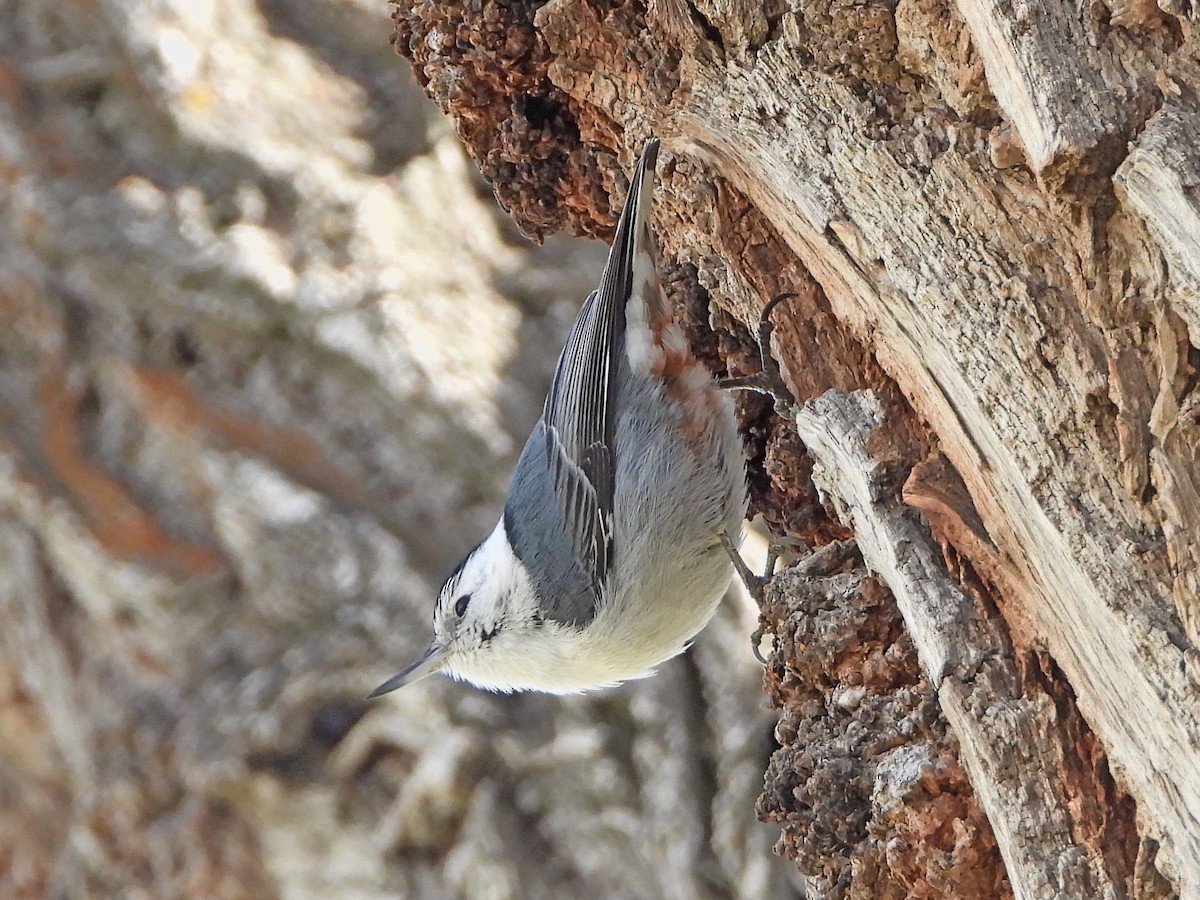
(369, 138, 749, 695)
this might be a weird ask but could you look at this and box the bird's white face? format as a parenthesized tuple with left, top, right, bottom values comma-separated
(431, 526, 521, 660)
(367, 520, 541, 696)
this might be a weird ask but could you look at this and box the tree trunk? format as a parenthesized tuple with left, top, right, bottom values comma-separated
(392, 0, 1200, 896)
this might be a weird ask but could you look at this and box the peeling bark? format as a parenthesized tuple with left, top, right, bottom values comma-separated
(794, 390, 1133, 897)
(756, 541, 1013, 899)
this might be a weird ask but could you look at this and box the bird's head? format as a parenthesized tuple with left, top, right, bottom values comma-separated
(368, 522, 534, 697)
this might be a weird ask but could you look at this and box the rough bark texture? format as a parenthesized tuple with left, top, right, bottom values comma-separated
(756, 541, 1012, 899)
(391, 0, 1200, 896)
(0, 1, 796, 897)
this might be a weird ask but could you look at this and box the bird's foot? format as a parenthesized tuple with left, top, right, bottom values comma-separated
(719, 531, 778, 607)
(719, 291, 798, 415)
(722, 529, 815, 665)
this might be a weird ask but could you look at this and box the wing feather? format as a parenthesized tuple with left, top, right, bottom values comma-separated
(538, 139, 659, 604)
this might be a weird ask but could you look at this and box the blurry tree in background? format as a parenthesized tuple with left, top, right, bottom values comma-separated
(0, 1, 794, 897)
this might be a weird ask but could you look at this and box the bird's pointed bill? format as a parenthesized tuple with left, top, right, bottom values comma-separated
(367, 645, 447, 698)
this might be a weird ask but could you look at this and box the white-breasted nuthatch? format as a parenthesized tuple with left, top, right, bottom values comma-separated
(369, 138, 748, 695)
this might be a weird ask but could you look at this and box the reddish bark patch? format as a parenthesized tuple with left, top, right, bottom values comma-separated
(127, 366, 365, 513)
(392, 0, 618, 239)
(757, 561, 1012, 898)
(35, 359, 223, 579)
(1023, 650, 1141, 895)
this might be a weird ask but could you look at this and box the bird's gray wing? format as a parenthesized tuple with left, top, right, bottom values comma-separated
(504, 139, 659, 626)
(541, 286, 620, 596)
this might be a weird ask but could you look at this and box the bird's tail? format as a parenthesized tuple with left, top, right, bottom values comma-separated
(595, 138, 661, 331)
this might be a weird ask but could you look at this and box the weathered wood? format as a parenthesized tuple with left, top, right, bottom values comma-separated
(1117, 98, 1200, 300)
(756, 545, 1013, 898)
(953, 0, 1129, 177)
(794, 389, 1118, 899)
(656, 48, 1200, 889)
(1114, 99, 1200, 651)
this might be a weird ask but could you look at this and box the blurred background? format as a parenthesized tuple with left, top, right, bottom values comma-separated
(0, 0, 797, 896)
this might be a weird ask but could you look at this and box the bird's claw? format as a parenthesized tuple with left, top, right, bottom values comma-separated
(721, 529, 808, 666)
(720, 531, 777, 669)
(749, 625, 770, 666)
(719, 291, 798, 414)
(720, 531, 773, 604)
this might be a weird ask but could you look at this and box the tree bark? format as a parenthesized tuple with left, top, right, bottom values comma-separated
(392, 0, 1200, 896)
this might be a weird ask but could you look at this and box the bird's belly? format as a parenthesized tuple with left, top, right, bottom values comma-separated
(468, 556, 729, 696)
(445, 541, 733, 695)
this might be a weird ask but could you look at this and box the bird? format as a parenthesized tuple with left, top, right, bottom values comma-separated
(369, 138, 748, 696)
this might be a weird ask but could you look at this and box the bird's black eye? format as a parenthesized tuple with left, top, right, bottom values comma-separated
(454, 594, 471, 617)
